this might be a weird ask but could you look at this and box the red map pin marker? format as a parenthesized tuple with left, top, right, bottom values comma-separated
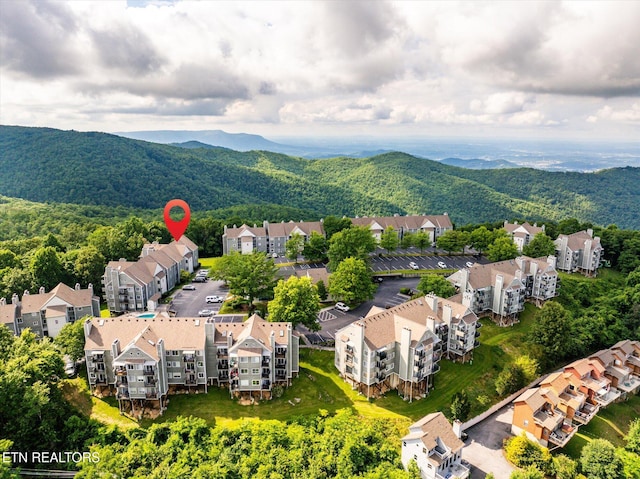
(163, 199, 191, 241)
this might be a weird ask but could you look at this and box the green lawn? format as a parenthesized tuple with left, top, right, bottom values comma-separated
(61, 369, 138, 430)
(562, 395, 640, 459)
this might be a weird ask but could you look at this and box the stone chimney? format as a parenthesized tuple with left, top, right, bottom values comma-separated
(39, 287, 45, 294)
(75, 283, 81, 291)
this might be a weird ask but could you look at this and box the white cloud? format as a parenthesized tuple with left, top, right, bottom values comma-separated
(0, 0, 638, 139)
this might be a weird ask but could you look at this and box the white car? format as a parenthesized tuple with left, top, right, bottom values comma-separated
(335, 302, 350, 312)
(438, 261, 447, 268)
(271, 252, 278, 258)
(182, 285, 196, 291)
(408, 261, 419, 270)
(198, 309, 214, 317)
(466, 261, 474, 268)
(206, 295, 223, 303)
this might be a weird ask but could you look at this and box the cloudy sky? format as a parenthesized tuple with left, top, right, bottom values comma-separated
(1, 0, 639, 140)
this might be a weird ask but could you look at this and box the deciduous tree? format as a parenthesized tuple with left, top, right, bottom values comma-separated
(303, 231, 328, 262)
(212, 252, 278, 309)
(269, 276, 321, 331)
(417, 274, 456, 298)
(329, 257, 376, 304)
(486, 235, 519, 262)
(527, 302, 574, 369)
(285, 232, 305, 263)
(379, 227, 399, 254)
(522, 233, 555, 258)
(450, 391, 471, 422)
(327, 226, 376, 271)
(580, 439, 624, 479)
(55, 318, 87, 362)
(30, 246, 64, 291)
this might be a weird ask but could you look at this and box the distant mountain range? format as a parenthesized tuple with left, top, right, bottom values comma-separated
(2, 125, 639, 228)
(116, 129, 640, 172)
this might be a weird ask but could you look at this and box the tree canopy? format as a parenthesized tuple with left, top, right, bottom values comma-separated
(329, 257, 376, 304)
(269, 276, 321, 331)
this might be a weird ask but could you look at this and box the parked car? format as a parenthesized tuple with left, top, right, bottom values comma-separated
(206, 295, 223, 303)
(198, 269, 209, 275)
(183, 285, 196, 291)
(271, 253, 278, 258)
(193, 276, 207, 283)
(335, 302, 350, 312)
(198, 309, 214, 317)
(408, 261, 419, 270)
(437, 261, 447, 268)
(465, 261, 474, 268)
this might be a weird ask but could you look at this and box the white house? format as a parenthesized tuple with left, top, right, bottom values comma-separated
(401, 412, 470, 479)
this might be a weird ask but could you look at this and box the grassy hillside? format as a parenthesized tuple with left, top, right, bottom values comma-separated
(2, 125, 639, 228)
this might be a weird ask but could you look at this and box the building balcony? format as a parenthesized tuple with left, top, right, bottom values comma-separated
(262, 370, 270, 378)
(117, 390, 129, 399)
(617, 375, 640, 394)
(432, 363, 441, 374)
(115, 377, 128, 386)
(548, 423, 578, 447)
(185, 378, 197, 385)
(275, 349, 287, 357)
(574, 402, 599, 424)
(218, 361, 229, 369)
(94, 377, 108, 385)
(218, 372, 229, 380)
(216, 350, 228, 358)
(436, 462, 471, 479)
(183, 355, 195, 362)
(115, 367, 127, 375)
(595, 387, 621, 406)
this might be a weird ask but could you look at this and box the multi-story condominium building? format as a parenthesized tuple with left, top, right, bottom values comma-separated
(401, 412, 469, 479)
(512, 342, 640, 450)
(0, 299, 18, 334)
(554, 229, 603, 276)
(222, 223, 269, 255)
(207, 313, 299, 396)
(503, 221, 545, 252)
(335, 294, 479, 400)
(84, 313, 299, 413)
(611, 340, 640, 376)
(5, 283, 100, 338)
(539, 372, 599, 426)
(588, 349, 640, 396)
(511, 386, 579, 448)
(103, 237, 198, 314)
(563, 358, 621, 407)
(351, 214, 453, 244)
(266, 220, 325, 256)
(447, 256, 558, 325)
(222, 214, 453, 255)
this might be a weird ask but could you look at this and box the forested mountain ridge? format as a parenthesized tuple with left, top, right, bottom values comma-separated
(1, 125, 639, 228)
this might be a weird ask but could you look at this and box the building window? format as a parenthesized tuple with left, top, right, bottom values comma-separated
(197, 361, 204, 368)
(252, 368, 260, 374)
(252, 380, 259, 386)
(240, 368, 248, 374)
(127, 364, 134, 370)
(198, 372, 205, 379)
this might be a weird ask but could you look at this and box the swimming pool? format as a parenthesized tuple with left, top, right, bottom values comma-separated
(137, 313, 156, 319)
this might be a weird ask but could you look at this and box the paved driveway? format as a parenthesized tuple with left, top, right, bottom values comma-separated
(464, 406, 516, 479)
(171, 279, 229, 317)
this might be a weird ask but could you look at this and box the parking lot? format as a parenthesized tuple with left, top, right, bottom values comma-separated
(170, 276, 230, 317)
(370, 253, 485, 273)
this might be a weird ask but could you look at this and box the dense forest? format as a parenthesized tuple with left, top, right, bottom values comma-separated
(2, 125, 640, 228)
